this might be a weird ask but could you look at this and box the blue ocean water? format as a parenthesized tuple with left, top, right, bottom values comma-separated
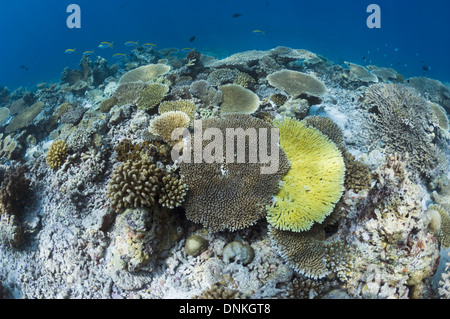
(0, 0, 449, 91)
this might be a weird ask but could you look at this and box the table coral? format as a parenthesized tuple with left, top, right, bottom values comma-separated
(137, 83, 169, 111)
(267, 117, 345, 232)
(179, 114, 290, 232)
(267, 69, 327, 98)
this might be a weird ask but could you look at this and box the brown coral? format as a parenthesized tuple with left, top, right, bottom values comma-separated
(303, 116, 344, 146)
(179, 114, 290, 232)
(0, 165, 31, 216)
(364, 83, 444, 179)
(148, 111, 190, 146)
(137, 83, 169, 111)
(158, 100, 196, 122)
(46, 140, 69, 170)
(341, 149, 371, 193)
(159, 175, 188, 209)
(106, 160, 165, 213)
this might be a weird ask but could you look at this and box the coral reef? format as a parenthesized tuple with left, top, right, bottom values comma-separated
(0, 46, 448, 300)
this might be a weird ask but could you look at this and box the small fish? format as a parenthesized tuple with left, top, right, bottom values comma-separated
(65, 48, 76, 54)
(252, 30, 265, 35)
(189, 36, 196, 42)
(20, 65, 29, 71)
(362, 56, 366, 61)
(422, 65, 430, 72)
(98, 41, 114, 49)
(124, 41, 139, 46)
(83, 50, 94, 55)
(232, 13, 242, 18)
(112, 53, 127, 59)
(394, 48, 399, 52)
(181, 47, 195, 52)
(142, 43, 157, 48)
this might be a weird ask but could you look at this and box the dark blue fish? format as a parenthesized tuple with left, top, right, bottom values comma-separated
(189, 36, 196, 42)
(232, 13, 242, 18)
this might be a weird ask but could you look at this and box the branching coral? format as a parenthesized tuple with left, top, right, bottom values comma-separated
(267, 117, 345, 232)
(364, 83, 444, 179)
(106, 160, 165, 213)
(218, 84, 260, 114)
(341, 149, 371, 193)
(159, 175, 188, 209)
(137, 83, 169, 111)
(46, 140, 69, 170)
(267, 70, 327, 98)
(148, 111, 191, 146)
(179, 114, 290, 232)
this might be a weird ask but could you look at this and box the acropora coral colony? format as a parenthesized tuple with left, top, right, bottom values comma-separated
(0, 45, 449, 299)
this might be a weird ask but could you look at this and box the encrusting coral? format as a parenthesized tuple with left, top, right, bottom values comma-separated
(179, 114, 290, 232)
(106, 160, 165, 213)
(267, 117, 345, 232)
(46, 140, 69, 170)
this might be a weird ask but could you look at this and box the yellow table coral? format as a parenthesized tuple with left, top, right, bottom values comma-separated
(267, 117, 345, 232)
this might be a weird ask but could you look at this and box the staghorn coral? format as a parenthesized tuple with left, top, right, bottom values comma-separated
(158, 175, 188, 209)
(137, 83, 170, 111)
(267, 69, 327, 98)
(218, 84, 260, 115)
(364, 83, 444, 179)
(179, 114, 290, 232)
(148, 111, 190, 146)
(46, 140, 69, 170)
(106, 160, 165, 213)
(427, 204, 450, 248)
(324, 240, 354, 282)
(158, 99, 196, 122)
(118, 63, 171, 85)
(267, 117, 345, 232)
